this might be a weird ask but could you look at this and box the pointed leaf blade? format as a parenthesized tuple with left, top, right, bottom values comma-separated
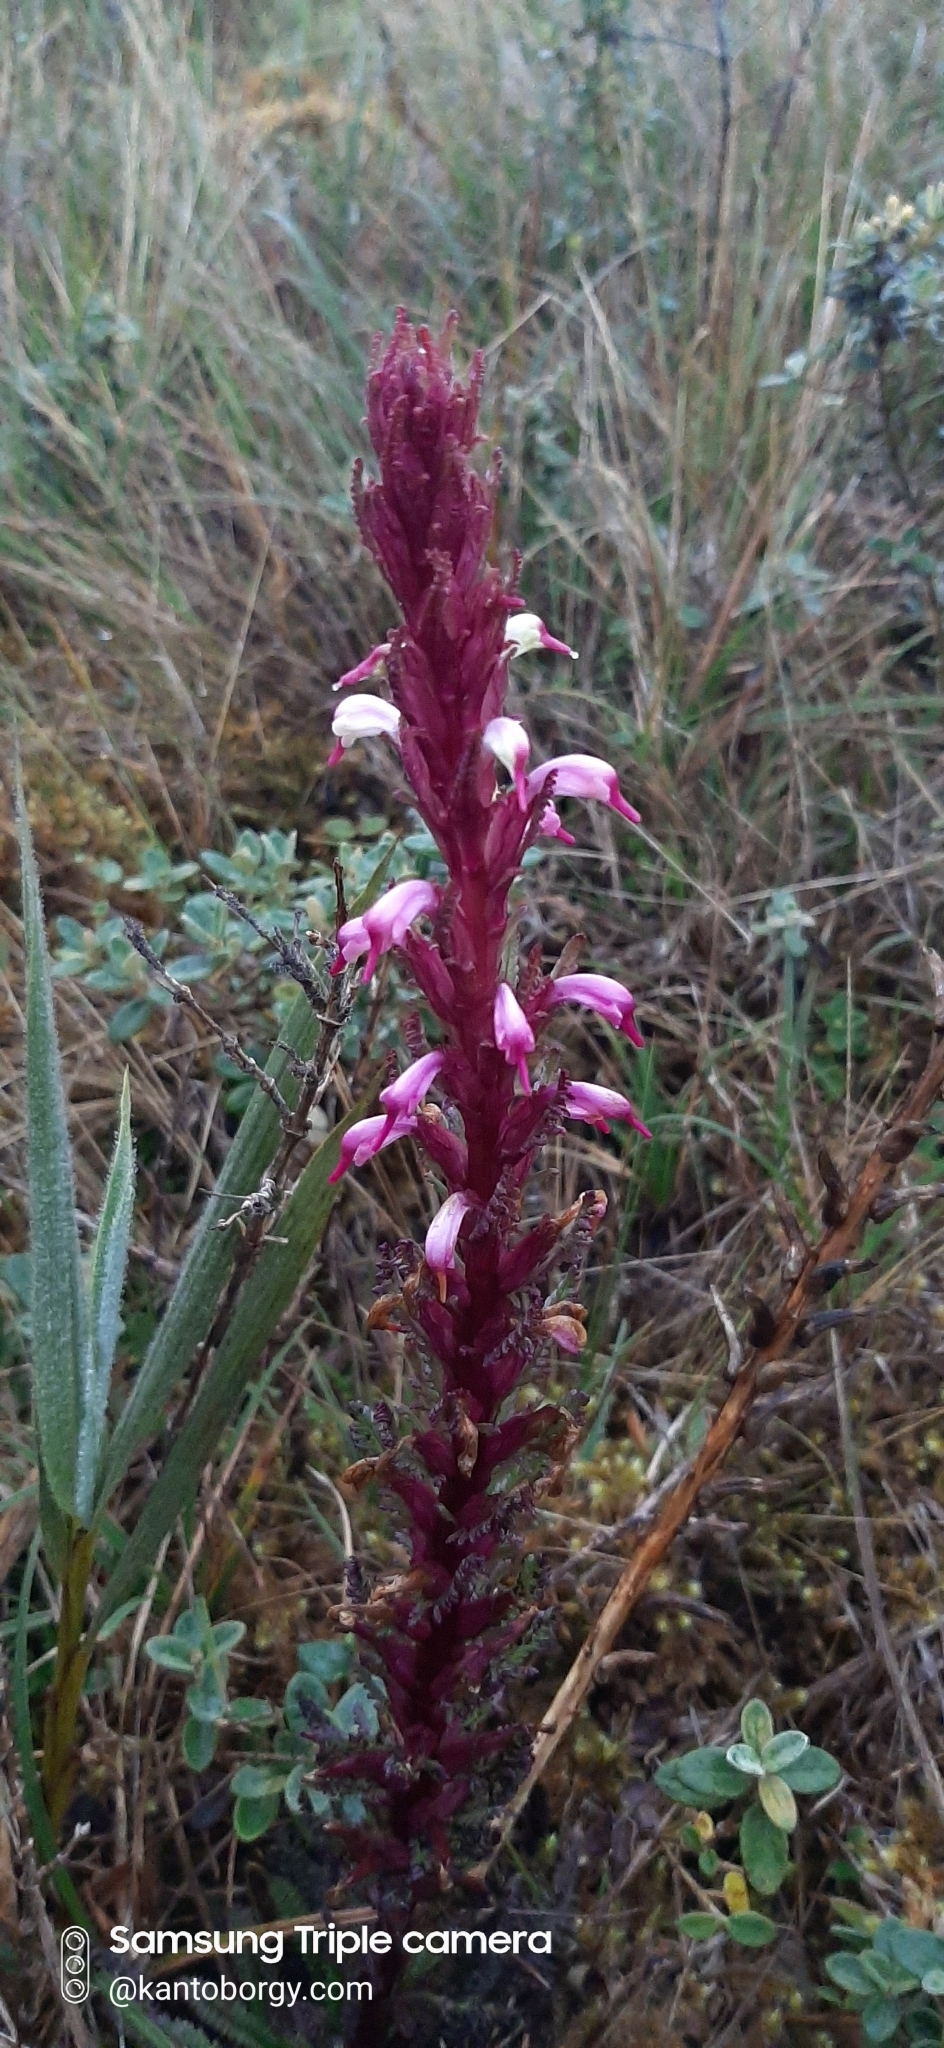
(90, 1096, 368, 1634)
(97, 987, 323, 1505)
(16, 762, 85, 1515)
(76, 1069, 135, 1524)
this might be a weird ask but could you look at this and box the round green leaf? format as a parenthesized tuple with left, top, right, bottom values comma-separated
(760, 1731, 809, 1773)
(144, 1639, 195, 1673)
(224, 1697, 273, 1725)
(922, 1970, 944, 1997)
(758, 1774, 798, 1831)
(777, 1746, 842, 1794)
(726, 1912, 778, 1948)
(211, 1620, 246, 1655)
(230, 1764, 289, 1799)
(182, 1716, 218, 1771)
(297, 1637, 353, 1684)
(699, 1848, 720, 1879)
(657, 1747, 747, 1806)
(726, 1743, 766, 1777)
(862, 1995, 903, 2043)
(883, 1926, 944, 1980)
(284, 1763, 305, 1814)
(741, 1700, 774, 1752)
(826, 1953, 877, 1995)
(233, 1793, 280, 1843)
(904, 2010, 944, 2044)
(677, 1912, 723, 1941)
(740, 1802, 789, 1895)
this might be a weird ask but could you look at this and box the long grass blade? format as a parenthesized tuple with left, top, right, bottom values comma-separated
(15, 757, 86, 1519)
(98, 986, 321, 1504)
(91, 1093, 368, 1633)
(76, 1068, 135, 1526)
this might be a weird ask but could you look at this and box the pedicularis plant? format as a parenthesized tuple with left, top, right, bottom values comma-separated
(317, 312, 649, 1893)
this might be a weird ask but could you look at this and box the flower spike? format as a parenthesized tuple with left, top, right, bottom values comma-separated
(318, 314, 648, 1902)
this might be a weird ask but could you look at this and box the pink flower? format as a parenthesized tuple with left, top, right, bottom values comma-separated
(328, 694, 401, 765)
(483, 717, 531, 809)
(424, 1191, 475, 1296)
(525, 754, 641, 824)
(332, 643, 391, 693)
(333, 879, 439, 984)
(504, 612, 577, 662)
(379, 1050, 446, 1129)
(537, 802, 576, 846)
(328, 1111, 417, 1184)
(494, 982, 535, 1091)
(564, 1081, 651, 1138)
(550, 973, 644, 1046)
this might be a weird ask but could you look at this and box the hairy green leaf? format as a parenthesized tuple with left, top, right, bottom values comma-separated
(725, 1911, 778, 1948)
(758, 1773, 798, 1831)
(740, 1699, 774, 1752)
(656, 1746, 747, 1805)
(739, 1802, 789, 1895)
(233, 1792, 280, 1842)
(862, 1996, 903, 2043)
(777, 1744, 841, 1793)
(760, 1730, 809, 1773)
(677, 1912, 723, 1941)
(182, 1716, 218, 1771)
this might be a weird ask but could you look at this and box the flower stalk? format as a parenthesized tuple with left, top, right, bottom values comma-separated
(321, 314, 646, 1910)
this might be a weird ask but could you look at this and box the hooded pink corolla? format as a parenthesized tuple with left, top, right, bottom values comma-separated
(550, 973, 644, 1046)
(424, 1191, 475, 1287)
(329, 1111, 418, 1184)
(504, 612, 577, 662)
(379, 1050, 446, 1130)
(564, 1080, 651, 1138)
(333, 643, 391, 692)
(482, 716, 531, 809)
(525, 754, 641, 824)
(333, 878, 439, 984)
(494, 982, 535, 1092)
(328, 694, 401, 765)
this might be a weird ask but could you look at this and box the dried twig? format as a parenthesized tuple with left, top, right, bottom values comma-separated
(478, 1015, 944, 1874)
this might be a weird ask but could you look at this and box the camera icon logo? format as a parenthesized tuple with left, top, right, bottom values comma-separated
(60, 1927, 90, 2004)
